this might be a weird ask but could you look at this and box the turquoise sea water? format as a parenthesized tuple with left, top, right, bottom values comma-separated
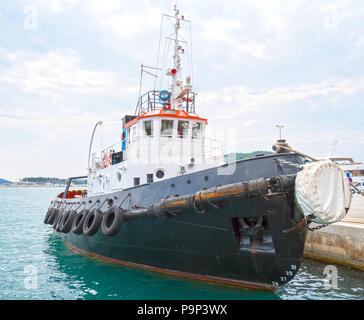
(0, 187, 363, 300)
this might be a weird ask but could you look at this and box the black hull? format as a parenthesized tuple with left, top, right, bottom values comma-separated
(54, 153, 308, 291)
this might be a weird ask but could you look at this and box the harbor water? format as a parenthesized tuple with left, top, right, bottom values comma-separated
(0, 187, 363, 300)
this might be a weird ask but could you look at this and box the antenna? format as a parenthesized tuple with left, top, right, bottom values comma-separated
(276, 125, 284, 140)
(159, 6, 192, 110)
(330, 139, 338, 157)
(138, 64, 161, 99)
(137, 64, 162, 114)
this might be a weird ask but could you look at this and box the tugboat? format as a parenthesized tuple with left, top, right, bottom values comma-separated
(43, 6, 352, 292)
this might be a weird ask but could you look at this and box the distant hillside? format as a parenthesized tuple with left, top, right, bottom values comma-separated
(224, 151, 274, 162)
(0, 178, 11, 185)
(21, 177, 87, 185)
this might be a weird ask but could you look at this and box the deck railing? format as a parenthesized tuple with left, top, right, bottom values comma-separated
(95, 136, 225, 169)
(135, 90, 196, 115)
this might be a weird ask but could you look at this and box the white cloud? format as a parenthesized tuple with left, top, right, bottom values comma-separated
(86, 1, 162, 40)
(322, 0, 355, 31)
(201, 77, 364, 158)
(355, 36, 364, 47)
(0, 50, 136, 97)
(244, 0, 292, 31)
(30, 0, 79, 12)
(200, 77, 364, 119)
(201, 18, 269, 59)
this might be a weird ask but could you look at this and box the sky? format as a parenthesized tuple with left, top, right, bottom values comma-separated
(0, 0, 364, 181)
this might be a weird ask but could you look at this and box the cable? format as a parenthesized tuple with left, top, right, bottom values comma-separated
(154, 15, 164, 92)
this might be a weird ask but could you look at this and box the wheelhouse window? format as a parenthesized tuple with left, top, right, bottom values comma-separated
(177, 120, 189, 138)
(192, 121, 202, 138)
(144, 120, 153, 137)
(161, 120, 173, 137)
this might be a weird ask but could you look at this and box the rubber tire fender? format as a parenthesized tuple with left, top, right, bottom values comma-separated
(55, 211, 65, 232)
(101, 207, 125, 237)
(71, 209, 89, 235)
(60, 210, 77, 233)
(52, 210, 61, 229)
(83, 209, 103, 236)
(44, 207, 52, 224)
(47, 208, 58, 225)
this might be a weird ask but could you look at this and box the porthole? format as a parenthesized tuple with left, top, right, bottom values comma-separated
(156, 169, 165, 179)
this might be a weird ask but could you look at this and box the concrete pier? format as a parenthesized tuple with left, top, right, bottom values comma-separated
(304, 194, 364, 271)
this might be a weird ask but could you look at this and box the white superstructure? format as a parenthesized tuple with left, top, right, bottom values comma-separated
(87, 6, 224, 196)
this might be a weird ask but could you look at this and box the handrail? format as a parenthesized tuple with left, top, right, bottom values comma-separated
(101, 141, 121, 155)
(97, 136, 225, 166)
(62, 175, 88, 201)
(135, 90, 196, 115)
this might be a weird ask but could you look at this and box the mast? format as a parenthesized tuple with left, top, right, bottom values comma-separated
(155, 6, 194, 112)
(170, 5, 182, 110)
